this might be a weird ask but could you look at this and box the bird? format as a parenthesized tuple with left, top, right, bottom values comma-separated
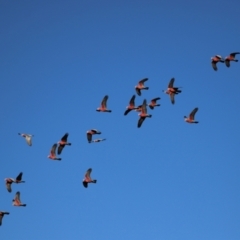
(18, 133, 33, 146)
(138, 99, 152, 128)
(91, 138, 106, 143)
(96, 95, 112, 112)
(82, 168, 97, 188)
(148, 97, 161, 109)
(135, 78, 149, 96)
(48, 144, 61, 160)
(4, 172, 25, 193)
(57, 133, 71, 155)
(211, 55, 224, 71)
(0, 211, 10, 226)
(124, 95, 137, 115)
(224, 52, 240, 67)
(12, 191, 26, 207)
(86, 129, 101, 143)
(163, 78, 181, 104)
(184, 107, 199, 123)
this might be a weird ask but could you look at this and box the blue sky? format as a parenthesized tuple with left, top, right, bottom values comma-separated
(1, 0, 240, 239)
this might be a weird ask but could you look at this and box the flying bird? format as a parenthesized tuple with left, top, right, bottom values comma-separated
(96, 95, 112, 112)
(138, 99, 152, 128)
(57, 133, 71, 155)
(184, 108, 199, 123)
(18, 133, 33, 146)
(91, 139, 106, 143)
(163, 78, 181, 104)
(224, 52, 240, 67)
(211, 55, 224, 71)
(4, 172, 25, 193)
(82, 168, 97, 188)
(124, 95, 137, 115)
(135, 78, 149, 96)
(0, 212, 10, 226)
(12, 192, 26, 207)
(148, 97, 161, 109)
(48, 144, 61, 160)
(86, 129, 101, 143)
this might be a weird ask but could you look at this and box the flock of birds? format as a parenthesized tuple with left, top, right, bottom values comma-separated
(0, 52, 239, 226)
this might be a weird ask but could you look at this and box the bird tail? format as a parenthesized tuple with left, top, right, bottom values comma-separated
(145, 87, 149, 90)
(57, 158, 62, 161)
(67, 143, 72, 146)
(148, 115, 152, 118)
(22, 204, 27, 207)
(235, 59, 239, 62)
(194, 121, 199, 124)
(156, 104, 160, 107)
(92, 180, 97, 183)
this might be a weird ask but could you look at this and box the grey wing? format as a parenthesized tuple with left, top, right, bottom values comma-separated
(168, 78, 175, 88)
(25, 136, 32, 146)
(101, 95, 108, 108)
(129, 95, 136, 105)
(225, 59, 230, 67)
(230, 52, 240, 57)
(6, 182, 12, 193)
(141, 99, 147, 114)
(51, 144, 58, 155)
(139, 78, 148, 84)
(212, 61, 217, 71)
(135, 88, 141, 96)
(15, 191, 20, 201)
(61, 133, 68, 142)
(170, 93, 175, 104)
(138, 117, 145, 128)
(190, 108, 198, 119)
(87, 133, 92, 143)
(0, 214, 2, 226)
(124, 109, 131, 116)
(16, 172, 23, 181)
(85, 168, 92, 178)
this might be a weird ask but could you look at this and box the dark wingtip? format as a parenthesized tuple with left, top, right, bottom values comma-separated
(93, 180, 97, 183)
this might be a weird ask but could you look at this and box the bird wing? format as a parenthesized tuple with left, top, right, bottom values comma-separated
(101, 95, 108, 108)
(85, 168, 92, 181)
(225, 59, 230, 67)
(25, 136, 32, 146)
(151, 97, 160, 103)
(211, 61, 217, 71)
(61, 133, 68, 142)
(16, 172, 23, 181)
(135, 88, 141, 96)
(6, 182, 12, 193)
(189, 108, 198, 120)
(141, 99, 147, 114)
(138, 117, 145, 128)
(129, 95, 136, 106)
(124, 108, 131, 116)
(230, 52, 240, 57)
(83, 181, 88, 188)
(15, 191, 21, 202)
(168, 78, 175, 88)
(170, 93, 175, 104)
(57, 144, 64, 155)
(0, 214, 3, 226)
(87, 133, 92, 142)
(138, 78, 148, 85)
(50, 144, 57, 155)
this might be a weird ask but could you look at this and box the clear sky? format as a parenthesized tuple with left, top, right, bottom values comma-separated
(1, 0, 240, 239)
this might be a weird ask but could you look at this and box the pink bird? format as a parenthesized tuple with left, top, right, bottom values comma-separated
(148, 97, 161, 109)
(48, 144, 61, 160)
(0, 211, 10, 226)
(138, 99, 152, 128)
(91, 138, 106, 143)
(124, 95, 137, 115)
(4, 172, 25, 193)
(12, 191, 26, 207)
(57, 133, 71, 155)
(96, 95, 112, 112)
(18, 133, 34, 146)
(184, 108, 199, 123)
(135, 78, 149, 96)
(211, 55, 224, 71)
(163, 78, 181, 104)
(224, 52, 240, 67)
(86, 129, 101, 143)
(82, 168, 97, 188)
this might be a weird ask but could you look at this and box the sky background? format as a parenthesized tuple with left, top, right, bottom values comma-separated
(1, 0, 240, 239)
